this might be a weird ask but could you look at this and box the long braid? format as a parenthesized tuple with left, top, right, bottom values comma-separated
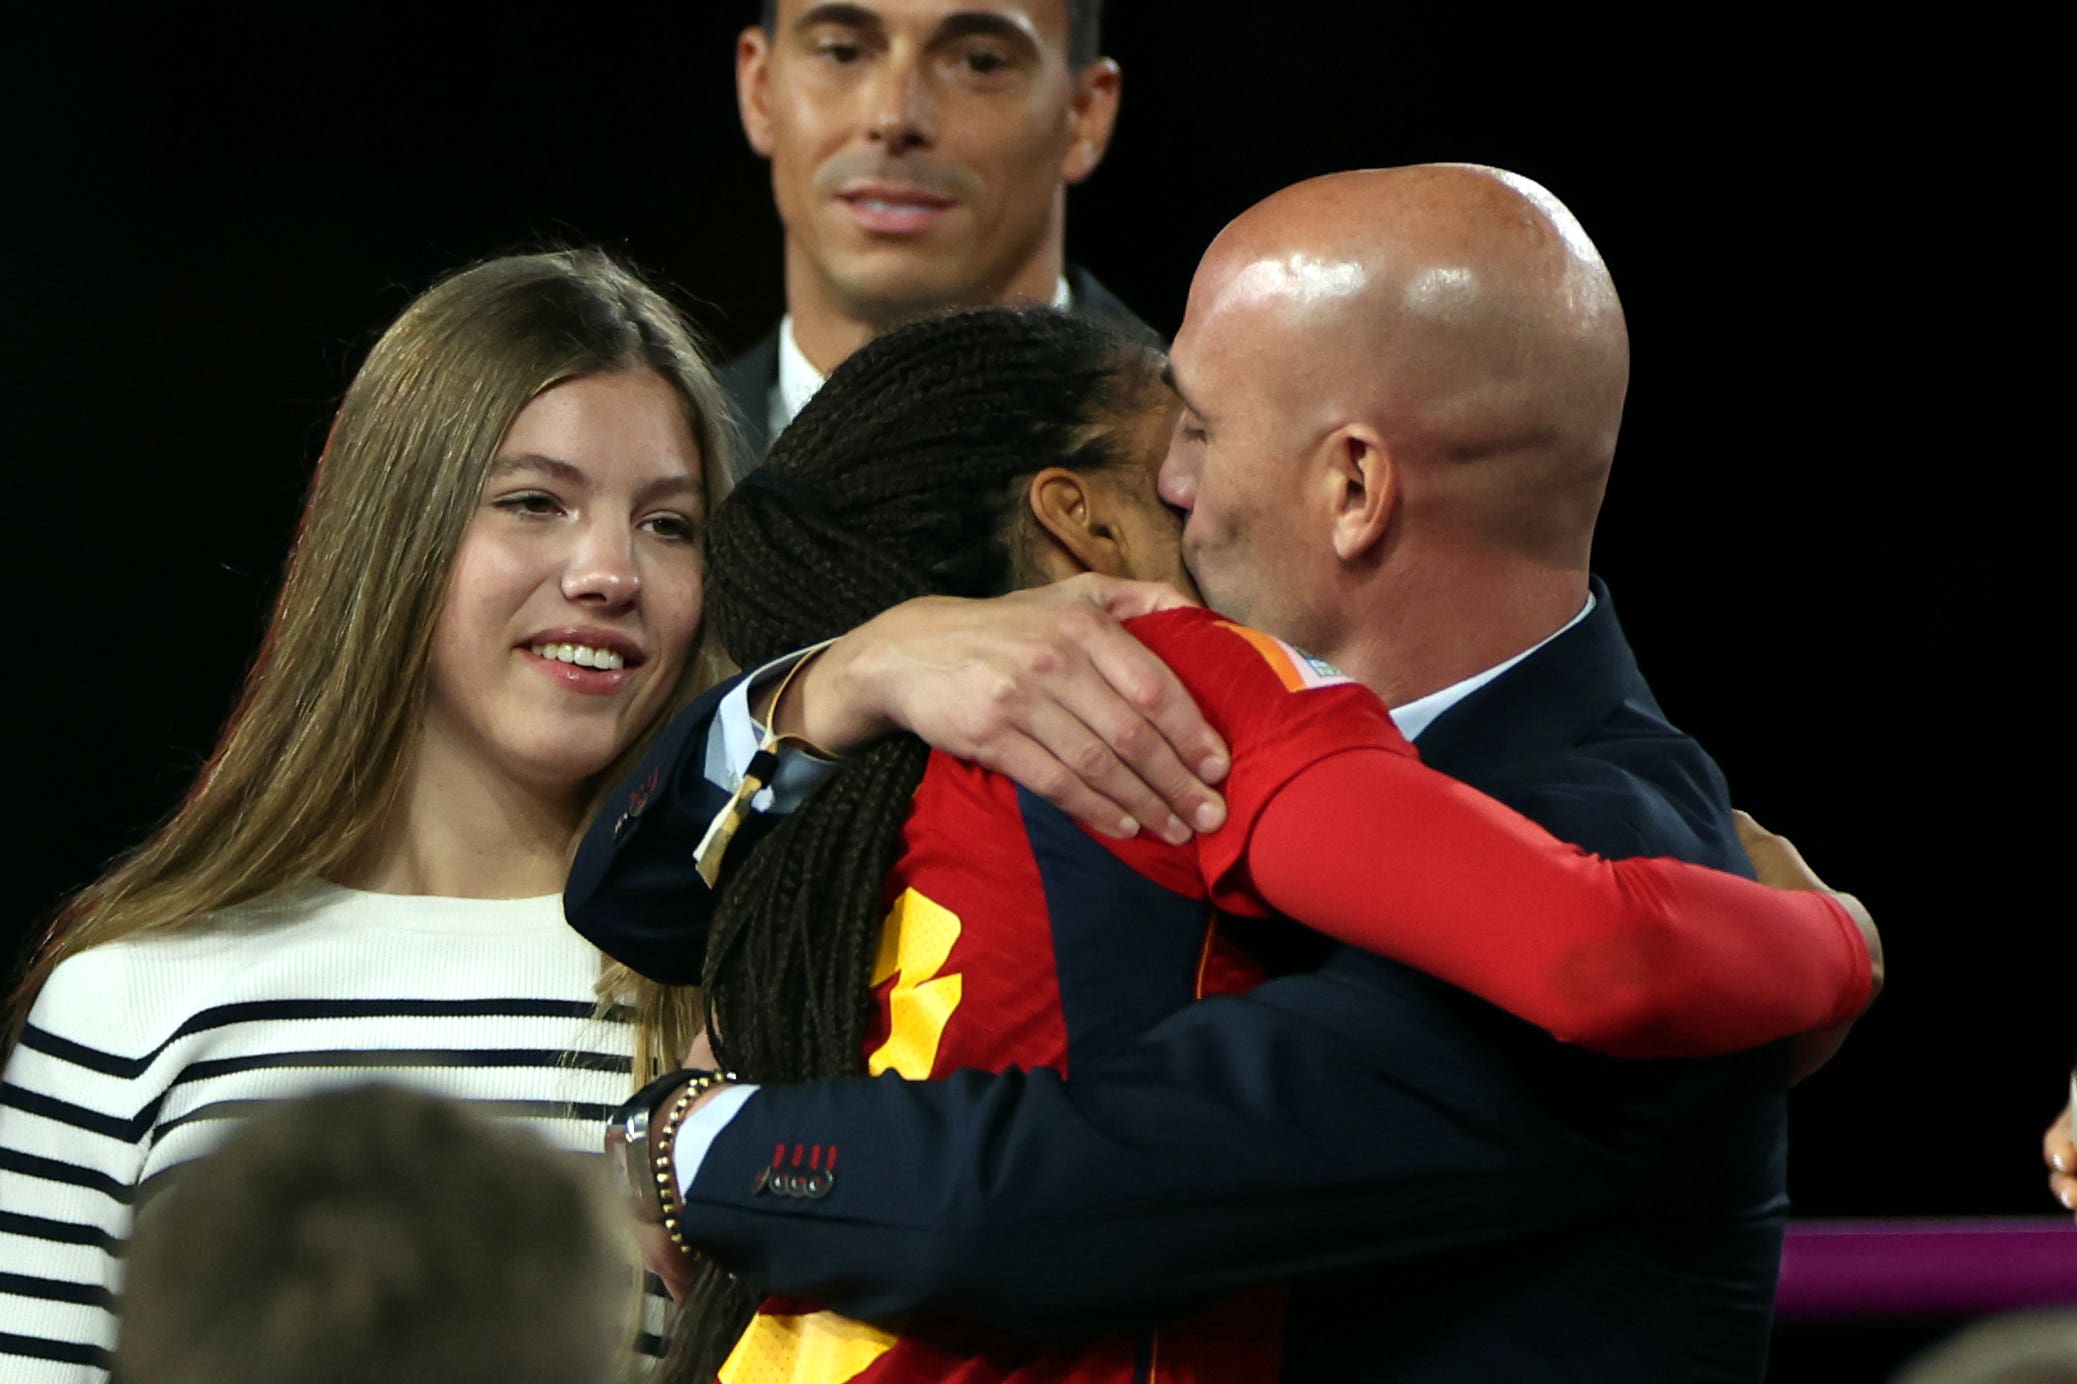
(668, 308, 1164, 1381)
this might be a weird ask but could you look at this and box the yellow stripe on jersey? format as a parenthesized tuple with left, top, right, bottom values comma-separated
(719, 1308, 899, 1384)
(1192, 922, 1218, 1000)
(866, 888, 966, 1079)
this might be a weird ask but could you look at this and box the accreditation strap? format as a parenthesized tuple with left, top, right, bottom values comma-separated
(692, 746, 781, 887)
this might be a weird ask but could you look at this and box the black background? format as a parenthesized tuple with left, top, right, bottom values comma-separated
(4, 5, 2060, 1378)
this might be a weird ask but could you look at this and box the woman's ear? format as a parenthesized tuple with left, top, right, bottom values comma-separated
(1027, 467, 1126, 579)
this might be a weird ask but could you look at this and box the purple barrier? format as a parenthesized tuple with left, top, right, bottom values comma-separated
(1776, 1218, 2077, 1318)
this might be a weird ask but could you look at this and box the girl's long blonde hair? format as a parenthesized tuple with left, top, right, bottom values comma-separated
(10, 249, 722, 1072)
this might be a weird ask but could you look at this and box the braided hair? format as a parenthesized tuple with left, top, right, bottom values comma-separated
(671, 307, 1167, 1379)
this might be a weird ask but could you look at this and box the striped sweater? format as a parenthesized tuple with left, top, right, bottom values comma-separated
(0, 882, 653, 1380)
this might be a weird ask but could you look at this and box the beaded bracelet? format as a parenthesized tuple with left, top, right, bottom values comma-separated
(654, 1069, 737, 1257)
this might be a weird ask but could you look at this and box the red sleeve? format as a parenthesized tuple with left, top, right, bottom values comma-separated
(1249, 751, 1869, 1056)
(1121, 608, 1414, 903)
(1124, 610, 1871, 1058)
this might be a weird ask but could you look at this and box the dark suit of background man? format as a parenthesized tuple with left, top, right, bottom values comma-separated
(576, 165, 1867, 1380)
(720, 0, 1144, 467)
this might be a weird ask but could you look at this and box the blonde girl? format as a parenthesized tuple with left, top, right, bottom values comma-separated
(0, 250, 724, 1379)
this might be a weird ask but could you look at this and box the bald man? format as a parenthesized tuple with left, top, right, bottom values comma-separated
(1158, 166, 1626, 709)
(576, 166, 1864, 1381)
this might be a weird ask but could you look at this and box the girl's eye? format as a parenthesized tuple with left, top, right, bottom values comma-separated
(641, 513, 700, 543)
(495, 491, 562, 518)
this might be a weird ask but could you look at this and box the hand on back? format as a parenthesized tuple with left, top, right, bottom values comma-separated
(1734, 811, 1882, 1086)
(2047, 1102, 2076, 1222)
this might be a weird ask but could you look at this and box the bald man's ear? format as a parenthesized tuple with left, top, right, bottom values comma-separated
(738, 26, 776, 159)
(1028, 467, 1123, 579)
(1061, 59, 1122, 185)
(1325, 427, 1395, 562)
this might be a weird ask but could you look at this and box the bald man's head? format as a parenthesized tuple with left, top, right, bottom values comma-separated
(1159, 164, 1628, 668)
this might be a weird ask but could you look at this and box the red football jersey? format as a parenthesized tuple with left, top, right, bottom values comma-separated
(719, 609, 1406, 1384)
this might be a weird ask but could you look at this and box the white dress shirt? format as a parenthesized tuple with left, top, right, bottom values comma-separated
(1386, 591, 1595, 742)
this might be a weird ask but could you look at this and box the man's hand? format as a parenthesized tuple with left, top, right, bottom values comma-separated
(1733, 811, 1883, 1085)
(637, 1222, 696, 1302)
(776, 576, 1230, 842)
(2047, 1102, 2076, 1222)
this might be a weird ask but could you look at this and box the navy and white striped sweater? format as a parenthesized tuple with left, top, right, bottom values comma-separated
(0, 882, 659, 1380)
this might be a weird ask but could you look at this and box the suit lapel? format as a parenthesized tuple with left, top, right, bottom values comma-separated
(718, 327, 780, 479)
(1065, 265, 1162, 346)
(1413, 578, 1641, 782)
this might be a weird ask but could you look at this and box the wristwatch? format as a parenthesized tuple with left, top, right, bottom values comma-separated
(604, 1068, 720, 1222)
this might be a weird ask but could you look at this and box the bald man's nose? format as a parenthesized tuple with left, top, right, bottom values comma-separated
(1157, 450, 1198, 510)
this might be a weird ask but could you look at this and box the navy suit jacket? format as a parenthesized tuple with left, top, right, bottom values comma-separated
(566, 583, 1788, 1382)
(715, 265, 1154, 475)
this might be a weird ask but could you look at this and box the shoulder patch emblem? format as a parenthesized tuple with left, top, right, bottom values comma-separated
(1214, 621, 1355, 692)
